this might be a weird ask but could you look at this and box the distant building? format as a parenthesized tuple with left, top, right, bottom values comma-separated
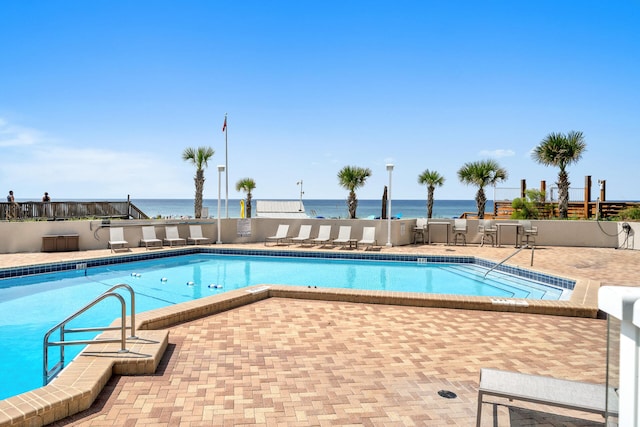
(255, 201, 309, 219)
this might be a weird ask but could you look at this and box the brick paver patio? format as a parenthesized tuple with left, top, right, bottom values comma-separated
(3, 243, 637, 426)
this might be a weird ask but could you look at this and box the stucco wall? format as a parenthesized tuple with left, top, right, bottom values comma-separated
(0, 218, 632, 254)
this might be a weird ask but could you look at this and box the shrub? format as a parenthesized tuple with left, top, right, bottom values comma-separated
(511, 189, 546, 219)
(616, 207, 640, 221)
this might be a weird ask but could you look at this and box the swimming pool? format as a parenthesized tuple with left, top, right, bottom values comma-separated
(0, 250, 573, 400)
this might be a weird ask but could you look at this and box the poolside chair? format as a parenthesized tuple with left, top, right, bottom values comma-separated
(140, 226, 162, 250)
(517, 220, 538, 247)
(358, 227, 378, 251)
(108, 227, 129, 252)
(311, 225, 332, 247)
(478, 219, 497, 247)
(163, 225, 186, 247)
(187, 225, 211, 245)
(476, 368, 617, 426)
(452, 219, 467, 246)
(265, 224, 290, 246)
(413, 218, 428, 244)
(289, 224, 312, 245)
(332, 226, 354, 248)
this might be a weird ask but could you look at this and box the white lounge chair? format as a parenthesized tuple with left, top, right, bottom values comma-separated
(187, 225, 211, 245)
(265, 224, 290, 246)
(163, 225, 186, 247)
(311, 225, 332, 247)
(289, 224, 312, 245)
(108, 227, 129, 252)
(358, 227, 378, 250)
(140, 226, 162, 250)
(476, 368, 618, 426)
(332, 226, 354, 248)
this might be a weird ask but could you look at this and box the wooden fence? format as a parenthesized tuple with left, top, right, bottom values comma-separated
(1, 201, 149, 221)
(493, 200, 639, 220)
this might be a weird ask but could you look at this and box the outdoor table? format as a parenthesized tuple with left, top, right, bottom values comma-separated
(496, 222, 523, 247)
(428, 221, 451, 245)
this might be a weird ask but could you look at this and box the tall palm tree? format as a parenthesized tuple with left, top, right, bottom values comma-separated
(417, 169, 445, 218)
(182, 146, 215, 218)
(457, 159, 508, 219)
(532, 131, 586, 219)
(337, 165, 372, 219)
(235, 177, 256, 218)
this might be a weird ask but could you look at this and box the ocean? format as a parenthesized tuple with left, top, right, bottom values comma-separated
(131, 199, 493, 220)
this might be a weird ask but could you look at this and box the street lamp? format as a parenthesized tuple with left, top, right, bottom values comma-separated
(216, 165, 225, 244)
(297, 180, 304, 211)
(386, 164, 394, 247)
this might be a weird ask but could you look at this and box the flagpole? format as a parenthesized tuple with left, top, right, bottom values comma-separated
(224, 113, 229, 218)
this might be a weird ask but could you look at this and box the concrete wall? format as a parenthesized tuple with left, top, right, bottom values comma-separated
(0, 218, 635, 254)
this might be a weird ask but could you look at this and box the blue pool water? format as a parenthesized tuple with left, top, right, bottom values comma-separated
(0, 253, 568, 400)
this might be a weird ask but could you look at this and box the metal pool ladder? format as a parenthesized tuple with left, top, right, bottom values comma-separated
(483, 245, 534, 279)
(43, 283, 137, 385)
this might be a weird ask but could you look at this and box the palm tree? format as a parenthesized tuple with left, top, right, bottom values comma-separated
(182, 146, 215, 218)
(457, 159, 508, 219)
(235, 177, 256, 218)
(532, 131, 586, 219)
(417, 169, 445, 218)
(337, 165, 372, 219)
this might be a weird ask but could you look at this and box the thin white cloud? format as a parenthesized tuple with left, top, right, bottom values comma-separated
(0, 118, 45, 147)
(478, 149, 516, 158)
(4, 146, 191, 198)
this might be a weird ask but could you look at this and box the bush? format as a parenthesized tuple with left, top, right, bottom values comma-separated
(616, 207, 640, 221)
(511, 189, 546, 219)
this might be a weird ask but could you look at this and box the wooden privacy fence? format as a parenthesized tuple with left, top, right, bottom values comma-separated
(493, 200, 639, 220)
(1, 201, 149, 221)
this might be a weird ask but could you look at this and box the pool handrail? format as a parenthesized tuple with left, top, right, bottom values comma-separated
(43, 283, 136, 385)
(483, 245, 534, 279)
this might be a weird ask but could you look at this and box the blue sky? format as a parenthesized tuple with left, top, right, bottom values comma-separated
(1, 1, 638, 202)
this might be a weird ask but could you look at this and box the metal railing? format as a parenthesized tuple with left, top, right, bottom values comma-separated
(1, 201, 149, 221)
(43, 284, 137, 385)
(483, 245, 534, 279)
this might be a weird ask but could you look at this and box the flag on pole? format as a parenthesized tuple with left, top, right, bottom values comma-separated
(222, 116, 227, 132)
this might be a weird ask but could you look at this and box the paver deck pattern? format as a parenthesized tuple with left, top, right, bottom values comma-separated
(2, 243, 636, 426)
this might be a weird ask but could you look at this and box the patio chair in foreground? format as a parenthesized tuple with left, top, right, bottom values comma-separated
(108, 227, 129, 252)
(140, 226, 162, 250)
(163, 225, 186, 247)
(265, 224, 290, 246)
(476, 368, 617, 427)
(187, 225, 211, 245)
(332, 226, 353, 248)
(311, 225, 332, 247)
(358, 227, 378, 251)
(289, 224, 312, 245)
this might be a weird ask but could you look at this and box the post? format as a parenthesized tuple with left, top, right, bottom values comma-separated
(297, 180, 304, 211)
(520, 179, 526, 199)
(600, 179, 606, 202)
(217, 165, 225, 244)
(224, 114, 229, 218)
(584, 175, 592, 219)
(386, 164, 394, 247)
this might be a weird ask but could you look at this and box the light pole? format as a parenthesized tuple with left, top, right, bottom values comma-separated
(297, 180, 304, 211)
(216, 165, 225, 244)
(386, 164, 394, 247)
